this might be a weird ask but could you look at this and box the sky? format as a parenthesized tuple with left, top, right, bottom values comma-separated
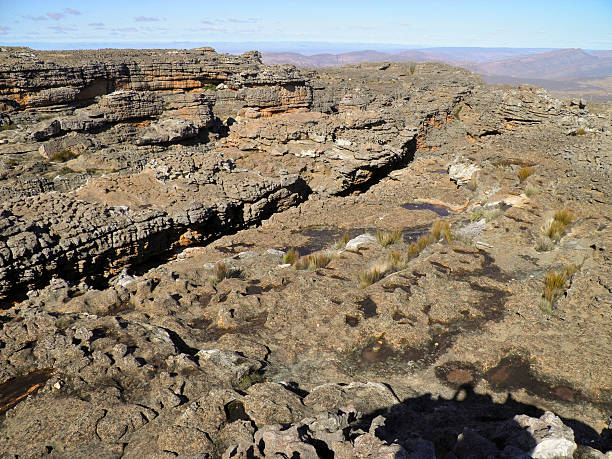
(1, 0, 611, 51)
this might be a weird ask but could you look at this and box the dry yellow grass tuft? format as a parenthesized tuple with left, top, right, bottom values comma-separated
(406, 243, 420, 258)
(357, 220, 453, 288)
(542, 264, 578, 310)
(553, 208, 575, 226)
(358, 267, 385, 288)
(333, 232, 352, 249)
(376, 229, 402, 247)
(295, 252, 332, 270)
(358, 260, 390, 288)
(211, 262, 240, 285)
(388, 251, 402, 270)
(431, 220, 452, 242)
(518, 166, 535, 182)
(542, 208, 575, 242)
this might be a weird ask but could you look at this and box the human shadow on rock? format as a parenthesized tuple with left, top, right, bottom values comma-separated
(349, 384, 610, 458)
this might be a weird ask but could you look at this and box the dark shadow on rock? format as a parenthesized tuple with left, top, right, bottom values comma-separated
(346, 384, 610, 457)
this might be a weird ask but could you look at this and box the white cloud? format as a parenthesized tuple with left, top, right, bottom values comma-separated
(134, 16, 161, 22)
(25, 15, 47, 21)
(48, 25, 76, 33)
(46, 12, 64, 20)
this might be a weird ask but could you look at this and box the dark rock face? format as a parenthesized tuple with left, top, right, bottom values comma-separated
(0, 48, 611, 457)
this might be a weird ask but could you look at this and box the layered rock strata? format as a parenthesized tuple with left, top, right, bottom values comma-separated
(0, 48, 611, 458)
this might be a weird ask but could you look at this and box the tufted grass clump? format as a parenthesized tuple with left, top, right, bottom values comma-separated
(295, 252, 332, 270)
(431, 220, 452, 242)
(333, 232, 352, 249)
(542, 208, 575, 242)
(283, 248, 299, 265)
(471, 209, 485, 222)
(543, 219, 566, 241)
(0, 124, 16, 131)
(210, 262, 240, 285)
(525, 185, 537, 197)
(542, 264, 578, 311)
(376, 229, 402, 247)
(553, 208, 575, 226)
(388, 251, 403, 270)
(518, 166, 535, 182)
(358, 263, 387, 288)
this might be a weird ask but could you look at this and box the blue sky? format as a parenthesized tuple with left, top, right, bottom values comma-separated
(1, 0, 611, 50)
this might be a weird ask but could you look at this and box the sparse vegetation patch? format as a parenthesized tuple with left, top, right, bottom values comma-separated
(358, 220, 452, 288)
(50, 149, 77, 162)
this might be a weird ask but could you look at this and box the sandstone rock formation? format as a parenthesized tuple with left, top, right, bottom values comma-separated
(0, 48, 611, 457)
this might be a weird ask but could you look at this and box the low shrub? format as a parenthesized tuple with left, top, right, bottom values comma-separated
(59, 166, 75, 175)
(471, 209, 485, 222)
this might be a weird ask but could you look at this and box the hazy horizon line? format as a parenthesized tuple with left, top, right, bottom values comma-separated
(2, 41, 611, 54)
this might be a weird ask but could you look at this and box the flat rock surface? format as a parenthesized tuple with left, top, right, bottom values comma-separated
(0, 49, 611, 457)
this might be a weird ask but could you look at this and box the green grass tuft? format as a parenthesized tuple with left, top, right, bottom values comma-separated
(283, 248, 299, 265)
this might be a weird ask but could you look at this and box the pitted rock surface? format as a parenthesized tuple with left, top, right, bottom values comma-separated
(0, 49, 611, 457)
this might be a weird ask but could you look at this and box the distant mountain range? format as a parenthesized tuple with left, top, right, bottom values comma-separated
(466, 48, 612, 80)
(262, 47, 612, 101)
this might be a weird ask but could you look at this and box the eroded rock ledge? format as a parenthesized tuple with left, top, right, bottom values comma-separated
(0, 48, 611, 458)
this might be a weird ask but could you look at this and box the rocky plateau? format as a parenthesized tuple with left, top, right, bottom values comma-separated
(0, 46, 611, 458)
